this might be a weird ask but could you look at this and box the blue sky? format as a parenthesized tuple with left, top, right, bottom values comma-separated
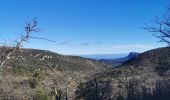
(0, 0, 169, 54)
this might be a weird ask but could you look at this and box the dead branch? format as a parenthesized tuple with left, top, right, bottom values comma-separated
(0, 18, 55, 70)
(145, 6, 170, 46)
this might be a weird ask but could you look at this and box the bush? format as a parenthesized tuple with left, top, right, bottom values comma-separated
(28, 78, 37, 89)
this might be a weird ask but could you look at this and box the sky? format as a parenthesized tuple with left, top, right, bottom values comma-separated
(0, 0, 169, 55)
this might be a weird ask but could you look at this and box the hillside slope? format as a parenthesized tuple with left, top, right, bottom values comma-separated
(0, 48, 110, 99)
(76, 47, 170, 100)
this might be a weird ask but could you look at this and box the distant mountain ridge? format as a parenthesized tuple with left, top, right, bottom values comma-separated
(77, 53, 128, 60)
(99, 52, 139, 66)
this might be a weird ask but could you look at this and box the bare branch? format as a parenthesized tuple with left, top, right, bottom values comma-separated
(29, 36, 56, 42)
(145, 6, 170, 46)
(0, 18, 39, 69)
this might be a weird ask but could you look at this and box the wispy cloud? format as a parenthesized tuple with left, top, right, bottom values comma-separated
(69, 44, 76, 47)
(80, 42, 90, 46)
(94, 41, 102, 44)
(58, 40, 103, 47)
(79, 41, 102, 46)
(59, 41, 70, 45)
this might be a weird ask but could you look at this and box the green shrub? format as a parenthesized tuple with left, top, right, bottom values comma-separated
(28, 78, 37, 89)
(35, 90, 50, 100)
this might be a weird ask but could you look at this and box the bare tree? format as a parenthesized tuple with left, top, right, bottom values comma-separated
(145, 6, 170, 46)
(0, 18, 55, 70)
(41, 66, 81, 100)
(0, 18, 40, 69)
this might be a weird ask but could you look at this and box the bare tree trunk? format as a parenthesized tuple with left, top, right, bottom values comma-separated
(127, 79, 134, 100)
(65, 89, 68, 100)
(50, 92, 53, 100)
(94, 78, 99, 100)
(55, 88, 61, 100)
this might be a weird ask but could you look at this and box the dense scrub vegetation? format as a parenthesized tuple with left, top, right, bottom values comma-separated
(76, 47, 170, 100)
